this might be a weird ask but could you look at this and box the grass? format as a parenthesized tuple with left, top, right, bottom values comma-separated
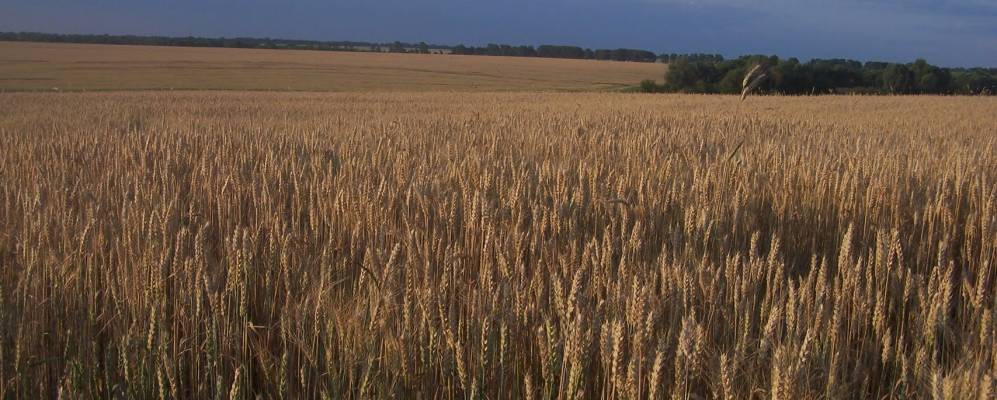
(0, 91, 994, 398)
(0, 41, 664, 92)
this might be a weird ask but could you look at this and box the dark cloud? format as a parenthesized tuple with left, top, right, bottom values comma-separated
(1, 0, 994, 66)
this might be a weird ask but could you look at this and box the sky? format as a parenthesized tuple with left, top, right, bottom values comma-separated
(2, 0, 996, 67)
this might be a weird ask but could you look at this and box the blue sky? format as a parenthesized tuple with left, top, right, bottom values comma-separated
(2, 0, 996, 66)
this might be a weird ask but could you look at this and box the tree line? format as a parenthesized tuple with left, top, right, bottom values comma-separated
(1, 31, 666, 62)
(0, 32, 450, 53)
(643, 55, 997, 95)
(446, 45, 728, 64)
(0, 31, 721, 64)
(452, 44, 657, 62)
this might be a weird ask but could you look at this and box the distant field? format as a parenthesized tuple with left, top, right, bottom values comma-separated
(0, 41, 664, 92)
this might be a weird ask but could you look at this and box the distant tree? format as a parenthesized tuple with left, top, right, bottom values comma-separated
(389, 41, 406, 53)
(665, 59, 720, 92)
(882, 64, 915, 93)
(768, 57, 802, 94)
(909, 59, 952, 93)
(861, 62, 889, 89)
(952, 69, 997, 94)
(418, 42, 430, 54)
(718, 67, 745, 93)
(639, 79, 662, 92)
(537, 45, 586, 59)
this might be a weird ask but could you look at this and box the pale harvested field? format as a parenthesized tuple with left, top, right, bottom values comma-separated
(0, 41, 663, 92)
(0, 91, 994, 398)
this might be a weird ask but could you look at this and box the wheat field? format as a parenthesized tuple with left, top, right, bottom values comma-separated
(0, 91, 994, 399)
(0, 42, 662, 92)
